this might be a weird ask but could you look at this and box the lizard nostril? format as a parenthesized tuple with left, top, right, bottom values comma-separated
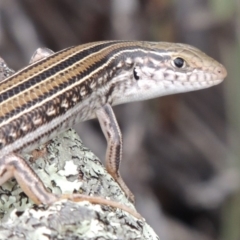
(215, 65, 227, 78)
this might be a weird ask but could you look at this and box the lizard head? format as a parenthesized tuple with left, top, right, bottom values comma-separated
(110, 42, 227, 105)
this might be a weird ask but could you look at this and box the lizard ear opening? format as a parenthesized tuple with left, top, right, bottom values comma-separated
(133, 67, 140, 80)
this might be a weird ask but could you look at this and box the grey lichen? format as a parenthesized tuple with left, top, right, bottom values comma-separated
(0, 129, 159, 240)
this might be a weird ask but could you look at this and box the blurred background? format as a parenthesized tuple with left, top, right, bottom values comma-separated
(0, 0, 239, 239)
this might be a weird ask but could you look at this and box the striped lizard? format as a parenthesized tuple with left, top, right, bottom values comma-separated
(0, 41, 227, 217)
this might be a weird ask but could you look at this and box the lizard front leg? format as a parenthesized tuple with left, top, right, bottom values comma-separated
(96, 103, 135, 203)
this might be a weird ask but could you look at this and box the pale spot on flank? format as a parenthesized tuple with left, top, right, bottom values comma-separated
(33, 118, 42, 126)
(117, 62, 123, 68)
(61, 99, 69, 108)
(80, 86, 87, 96)
(125, 58, 133, 66)
(46, 108, 56, 116)
(21, 124, 28, 132)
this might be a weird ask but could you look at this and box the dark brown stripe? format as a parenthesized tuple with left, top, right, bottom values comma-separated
(0, 41, 122, 103)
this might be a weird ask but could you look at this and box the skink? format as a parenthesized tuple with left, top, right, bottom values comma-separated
(0, 41, 227, 213)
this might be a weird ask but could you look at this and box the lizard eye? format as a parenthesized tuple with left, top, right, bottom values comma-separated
(172, 57, 186, 68)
